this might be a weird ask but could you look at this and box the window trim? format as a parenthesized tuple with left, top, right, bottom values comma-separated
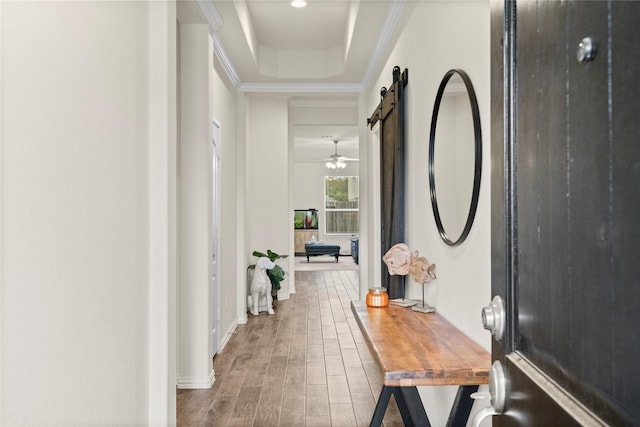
(324, 176, 359, 235)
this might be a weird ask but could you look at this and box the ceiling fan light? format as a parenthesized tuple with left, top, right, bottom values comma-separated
(325, 139, 349, 169)
(291, 0, 307, 8)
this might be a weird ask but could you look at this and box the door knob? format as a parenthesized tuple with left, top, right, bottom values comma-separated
(482, 295, 505, 341)
(470, 361, 508, 427)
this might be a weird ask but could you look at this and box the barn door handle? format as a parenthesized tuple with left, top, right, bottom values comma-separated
(482, 296, 505, 341)
(470, 361, 508, 427)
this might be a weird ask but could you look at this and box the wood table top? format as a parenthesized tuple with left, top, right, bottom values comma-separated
(351, 300, 490, 387)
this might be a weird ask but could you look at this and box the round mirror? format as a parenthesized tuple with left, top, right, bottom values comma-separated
(428, 69, 482, 246)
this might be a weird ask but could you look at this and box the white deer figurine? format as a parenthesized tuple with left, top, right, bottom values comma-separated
(248, 257, 276, 315)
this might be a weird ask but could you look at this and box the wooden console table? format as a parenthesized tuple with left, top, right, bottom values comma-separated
(351, 301, 490, 427)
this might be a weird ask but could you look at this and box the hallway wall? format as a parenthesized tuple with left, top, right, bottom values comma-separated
(211, 46, 241, 352)
(177, 23, 215, 389)
(245, 96, 291, 299)
(175, 0, 242, 392)
(1, 1, 176, 424)
(364, 1, 491, 425)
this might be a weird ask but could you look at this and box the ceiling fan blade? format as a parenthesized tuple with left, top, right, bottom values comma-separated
(323, 156, 358, 162)
(319, 140, 359, 163)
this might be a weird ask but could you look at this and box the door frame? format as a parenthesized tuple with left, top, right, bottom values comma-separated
(210, 118, 222, 359)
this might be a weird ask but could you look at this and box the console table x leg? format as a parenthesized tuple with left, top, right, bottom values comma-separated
(370, 386, 431, 427)
(370, 384, 479, 427)
(446, 385, 479, 427)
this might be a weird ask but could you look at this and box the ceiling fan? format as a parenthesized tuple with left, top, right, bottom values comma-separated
(325, 140, 357, 169)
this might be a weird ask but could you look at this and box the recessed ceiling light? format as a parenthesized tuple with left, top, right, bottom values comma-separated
(291, 0, 307, 8)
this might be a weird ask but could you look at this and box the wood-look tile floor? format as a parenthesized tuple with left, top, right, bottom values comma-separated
(177, 270, 403, 426)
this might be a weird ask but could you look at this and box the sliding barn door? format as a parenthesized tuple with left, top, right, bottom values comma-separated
(368, 66, 408, 299)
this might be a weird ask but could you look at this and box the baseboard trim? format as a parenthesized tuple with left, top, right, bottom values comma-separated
(219, 319, 238, 353)
(237, 313, 248, 324)
(176, 369, 215, 389)
(276, 292, 290, 301)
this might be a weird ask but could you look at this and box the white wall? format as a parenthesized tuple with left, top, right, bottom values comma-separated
(148, 2, 178, 424)
(175, 1, 241, 370)
(364, 1, 491, 425)
(211, 48, 241, 349)
(245, 96, 291, 300)
(358, 94, 377, 297)
(177, 24, 214, 389)
(236, 94, 249, 323)
(1, 1, 176, 424)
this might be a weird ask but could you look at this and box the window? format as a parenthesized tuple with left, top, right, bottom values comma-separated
(324, 176, 359, 234)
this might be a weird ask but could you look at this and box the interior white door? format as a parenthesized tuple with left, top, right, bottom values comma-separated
(210, 119, 221, 359)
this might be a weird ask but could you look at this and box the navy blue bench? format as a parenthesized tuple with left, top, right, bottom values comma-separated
(305, 242, 340, 262)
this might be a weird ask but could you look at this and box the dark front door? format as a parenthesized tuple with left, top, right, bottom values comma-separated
(490, 1, 640, 425)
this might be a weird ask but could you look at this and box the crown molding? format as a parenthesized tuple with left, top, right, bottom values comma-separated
(289, 99, 359, 108)
(360, 0, 407, 90)
(213, 37, 241, 87)
(197, 0, 223, 31)
(197, 1, 241, 87)
(238, 83, 363, 94)
(197, 0, 406, 93)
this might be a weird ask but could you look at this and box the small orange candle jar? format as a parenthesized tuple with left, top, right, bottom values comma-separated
(366, 287, 389, 307)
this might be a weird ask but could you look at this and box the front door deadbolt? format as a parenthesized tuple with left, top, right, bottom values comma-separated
(482, 295, 505, 341)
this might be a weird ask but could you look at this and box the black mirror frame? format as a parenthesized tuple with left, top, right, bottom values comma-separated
(428, 69, 482, 247)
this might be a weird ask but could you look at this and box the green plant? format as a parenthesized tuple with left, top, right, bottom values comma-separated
(248, 249, 288, 292)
